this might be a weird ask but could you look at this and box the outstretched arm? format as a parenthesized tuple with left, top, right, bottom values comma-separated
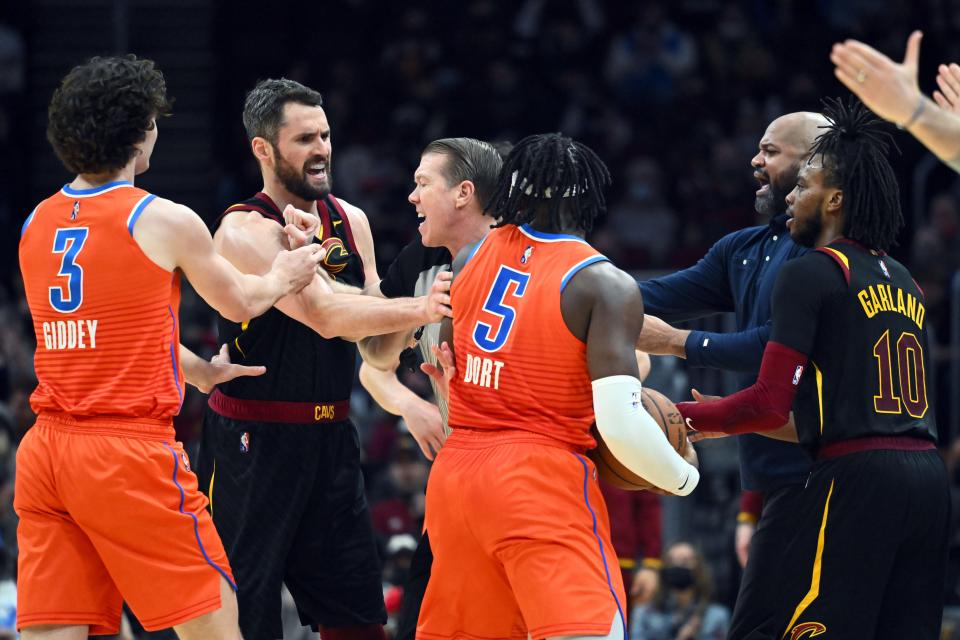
(638, 235, 733, 322)
(359, 271, 452, 369)
(677, 255, 839, 434)
(638, 314, 770, 372)
(214, 209, 450, 340)
(133, 198, 324, 322)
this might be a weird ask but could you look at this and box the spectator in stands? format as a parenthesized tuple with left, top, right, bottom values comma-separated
(631, 541, 730, 640)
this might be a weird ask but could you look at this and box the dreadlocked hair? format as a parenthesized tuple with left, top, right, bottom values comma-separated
(487, 133, 611, 234)
(809, 96, 903, 252)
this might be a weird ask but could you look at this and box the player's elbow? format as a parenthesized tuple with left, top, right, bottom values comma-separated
(217, 301, 254, 324)
(312, 318, 339, 340)
(300, 300, 340, 339)
(358, 338, 394, 370)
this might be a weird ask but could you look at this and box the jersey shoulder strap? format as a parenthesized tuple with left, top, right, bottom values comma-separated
(212, 192, 283, 233)
(814, 246, 851, 286)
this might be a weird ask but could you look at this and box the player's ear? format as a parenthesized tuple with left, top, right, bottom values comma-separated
(251, 137, 273, 165)
(826, 188, 843, 213)
(455, 180, 476, 209)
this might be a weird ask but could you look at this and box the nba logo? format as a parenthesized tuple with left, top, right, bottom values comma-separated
(520, 246, 533, 264)
(180, 451, 191, 472)
(792, 365, 804, 385)
(240, 432, 250, 453)
(71, 201, 80, 220)
(879, 259, 891, 279)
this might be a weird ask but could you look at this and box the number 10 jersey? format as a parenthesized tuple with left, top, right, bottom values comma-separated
(772, 239, 937, 454)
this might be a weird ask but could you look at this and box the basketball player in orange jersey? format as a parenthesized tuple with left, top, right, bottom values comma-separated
(16, 55, 324, 640)
(416, 133, 699, 640)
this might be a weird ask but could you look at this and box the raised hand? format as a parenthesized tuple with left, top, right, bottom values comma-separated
(283, 204, 320, 249)
(934, 63, 960, 112)
(830, 31, 923, 126)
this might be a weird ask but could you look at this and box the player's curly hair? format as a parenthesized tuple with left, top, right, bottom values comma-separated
(47, 55, 172, 175)
(809, 96, 903, 252)
(488, 133, 611, 234)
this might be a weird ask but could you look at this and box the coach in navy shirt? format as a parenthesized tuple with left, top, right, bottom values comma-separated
(637, 111, 829, 639)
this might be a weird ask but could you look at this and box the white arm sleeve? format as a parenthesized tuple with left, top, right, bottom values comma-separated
(592, 375, 699, 496)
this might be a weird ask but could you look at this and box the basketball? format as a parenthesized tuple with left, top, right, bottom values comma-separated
(587, 387, 687, 491)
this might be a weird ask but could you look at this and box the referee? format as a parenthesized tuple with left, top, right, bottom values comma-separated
(359, 137, 504, 640)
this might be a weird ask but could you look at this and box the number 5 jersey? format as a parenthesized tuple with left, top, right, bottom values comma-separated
(447, 223, 608, 450)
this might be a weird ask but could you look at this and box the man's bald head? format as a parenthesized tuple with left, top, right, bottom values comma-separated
(752, 111, 830, 217)
(773, 111, 831, 158)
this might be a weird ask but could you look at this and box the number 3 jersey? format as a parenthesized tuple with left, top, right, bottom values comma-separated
(447, 224, 608, 450)
(770, 239, 936, 453)
(19, 182, 183, 420)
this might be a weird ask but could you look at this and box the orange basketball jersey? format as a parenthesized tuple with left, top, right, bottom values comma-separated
(19, 180, 183, 421)
(448, 224, 608, 449)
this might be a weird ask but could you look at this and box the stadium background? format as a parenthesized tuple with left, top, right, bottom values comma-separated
(0, 0, 959, 637)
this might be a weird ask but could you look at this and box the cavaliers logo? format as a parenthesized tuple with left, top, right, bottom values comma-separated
(789, 621, 827, 639)
(320, 237, 350, 274)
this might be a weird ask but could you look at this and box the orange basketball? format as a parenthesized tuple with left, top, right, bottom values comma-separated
(587, 387, 687, 491)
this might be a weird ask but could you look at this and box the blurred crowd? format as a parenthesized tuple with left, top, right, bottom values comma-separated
(1, 0, 960, 637)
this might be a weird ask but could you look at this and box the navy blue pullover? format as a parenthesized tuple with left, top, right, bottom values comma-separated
(639, 214, 811, 492)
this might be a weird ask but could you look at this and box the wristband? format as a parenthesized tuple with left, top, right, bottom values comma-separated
(897, 95, 926, 130)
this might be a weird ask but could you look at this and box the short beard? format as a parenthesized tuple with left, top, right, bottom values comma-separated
(271, 143, 331, 202)
(755, 164, 799, 217)
(791, 212, 823, 247)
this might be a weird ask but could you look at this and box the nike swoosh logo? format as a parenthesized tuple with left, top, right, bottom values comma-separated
(685, 417, 694, 429)
(678, 474, 689, 491)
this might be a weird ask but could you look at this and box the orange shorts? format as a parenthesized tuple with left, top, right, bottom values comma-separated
(14, 413, 235, 634)
(418, 428, 627, 640)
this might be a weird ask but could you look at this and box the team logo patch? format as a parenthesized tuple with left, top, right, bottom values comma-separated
(792, 364, 804, 385)
(240, 431, 250, 453)
(320, 237, 350, 274)
(71, 201, 80, 220)
(789, 621, 826, 639)
(520, 246, 533, 264)
(879, 259, 891, 279)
